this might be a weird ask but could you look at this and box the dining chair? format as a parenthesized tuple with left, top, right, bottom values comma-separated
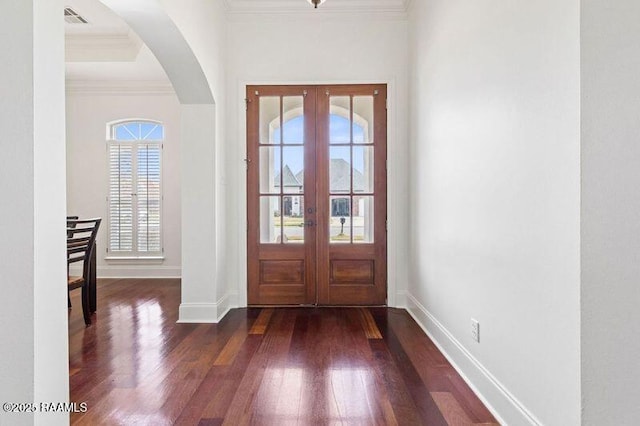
(66, 215, 80, 308)
(67, 217, 101, 326)
(66, 215, 79, 238)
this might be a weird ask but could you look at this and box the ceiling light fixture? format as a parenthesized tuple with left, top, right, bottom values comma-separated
(307, 0, 326, 9)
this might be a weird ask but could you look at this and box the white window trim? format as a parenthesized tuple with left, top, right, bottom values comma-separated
(106, 120, 164, 260)
(104, 256, 165, 263)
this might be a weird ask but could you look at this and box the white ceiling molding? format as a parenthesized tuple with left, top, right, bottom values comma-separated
(65, 31, 143, 62)
(223, 0, 410, 19)
(65, 79, 176, 96)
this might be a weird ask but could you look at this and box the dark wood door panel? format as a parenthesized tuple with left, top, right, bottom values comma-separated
(330, 260, 374, 284)
(316, 84, 387, 305)
(247, 85, 317, 305)
(247, 84, 386, 306)
(260, 260, 305, 284)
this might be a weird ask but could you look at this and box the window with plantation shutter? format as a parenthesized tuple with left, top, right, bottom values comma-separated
(108, 120, 163, 257)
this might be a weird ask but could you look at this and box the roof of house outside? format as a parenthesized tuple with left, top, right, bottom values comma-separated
(275, 165, 301, 187)
(276, 159, 364, 191)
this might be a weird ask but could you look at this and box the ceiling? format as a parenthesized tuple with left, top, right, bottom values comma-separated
(65, 0, 412, 85)
(65, 0, 169, 84)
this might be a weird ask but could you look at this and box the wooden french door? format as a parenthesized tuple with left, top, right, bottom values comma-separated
(247, 84, 387, 305)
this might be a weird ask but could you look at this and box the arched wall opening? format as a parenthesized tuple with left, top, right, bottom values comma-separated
(99, 0, 222, 323)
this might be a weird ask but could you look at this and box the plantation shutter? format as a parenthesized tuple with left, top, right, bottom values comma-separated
(136, 144, 162, 253)
(109, 144, 134, 252)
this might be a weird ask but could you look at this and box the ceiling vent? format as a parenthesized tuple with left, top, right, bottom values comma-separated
(64, 7, 88, 24)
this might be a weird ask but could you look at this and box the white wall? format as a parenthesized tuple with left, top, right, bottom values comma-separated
(407, 1, 581, 424)
(66, 87, 182, 277)
(178, 104, 221, 321)
(226, 13, 410, 306)
(581, 1, 640, 424)
(0, 0, 69, 424)
(159, 0, 230, 320)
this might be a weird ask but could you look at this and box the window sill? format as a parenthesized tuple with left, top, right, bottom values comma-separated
(105, 256, 165, 264)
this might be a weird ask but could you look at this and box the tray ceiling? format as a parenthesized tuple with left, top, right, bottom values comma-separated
(64, 0, 411, 83)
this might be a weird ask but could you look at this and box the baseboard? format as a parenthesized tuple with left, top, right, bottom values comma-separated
(177, 293, 231, 323)
(405, 293, 542, 426)
(69, 265, 181, 279)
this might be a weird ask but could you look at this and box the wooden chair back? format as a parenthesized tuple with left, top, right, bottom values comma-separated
(66, 215, 79, 238)
(67, 218, 101, 285)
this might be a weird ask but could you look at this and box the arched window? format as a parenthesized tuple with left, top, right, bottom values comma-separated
(107, 120, 164, 257)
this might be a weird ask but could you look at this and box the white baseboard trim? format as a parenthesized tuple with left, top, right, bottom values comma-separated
(70, 265, 181, 279)
(177, 293, 231, 323)
(405, 293, 542, 426)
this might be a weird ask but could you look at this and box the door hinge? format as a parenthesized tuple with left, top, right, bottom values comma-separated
(244, 98, 250, 111)
(385, 219, 388, 232)
(244, 158, 251, 171)
(386, 98, 388, 110)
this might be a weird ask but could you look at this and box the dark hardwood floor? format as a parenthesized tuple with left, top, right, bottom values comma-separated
(69, 279, 499, 425)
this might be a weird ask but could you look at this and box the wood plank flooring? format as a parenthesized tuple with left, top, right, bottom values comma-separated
(69, 279, 499, 425)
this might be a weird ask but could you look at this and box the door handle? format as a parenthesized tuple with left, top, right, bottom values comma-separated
(305, 220, 314, 227)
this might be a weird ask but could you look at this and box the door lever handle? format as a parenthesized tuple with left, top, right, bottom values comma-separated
(305, 220, 314, 227)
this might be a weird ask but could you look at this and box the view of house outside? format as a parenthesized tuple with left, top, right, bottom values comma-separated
(263, 113, 374, 244)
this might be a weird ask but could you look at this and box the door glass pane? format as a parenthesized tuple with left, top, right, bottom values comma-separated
(330, 146, 351, 193)
(330, 97, 351, 144)
(260, 96, 281, 144)
(260, 196, 281, 243)
(330, 196, 351, 243)
(282, 97, 304, 144)
(283, 196, 304, 244)
(282, 146, 304, 194)
(259, 146, 281, 194)
(353, 196, 374, 243)
(352, 146, 374, 194)
(353, 96, 374, 144)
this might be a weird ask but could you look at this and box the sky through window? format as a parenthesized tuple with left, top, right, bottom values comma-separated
(275, 115, 365, 175)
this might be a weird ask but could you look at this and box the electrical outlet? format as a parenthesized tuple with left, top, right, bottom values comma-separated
(471, 319, 480, 342)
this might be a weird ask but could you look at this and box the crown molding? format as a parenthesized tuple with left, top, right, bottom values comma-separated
(224, 0, 410, 20)
(226, 10, 408, 22)
(65, 79, 175, 96)
(65, 31, 142, 62)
